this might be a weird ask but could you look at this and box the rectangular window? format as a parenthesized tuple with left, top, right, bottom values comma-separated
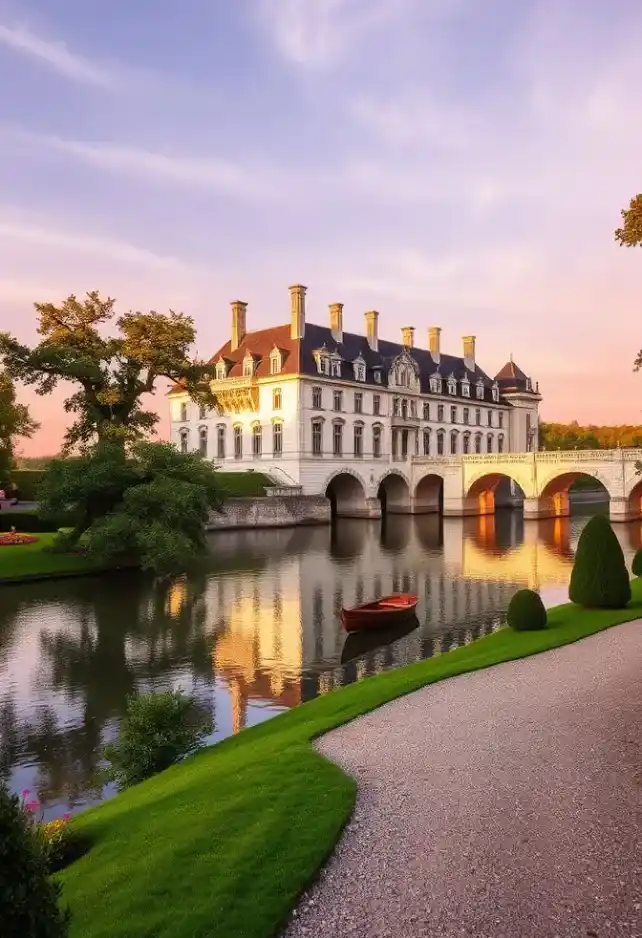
(312, 386, 322, 409)
(450, 432, 458, 455)
(234, 426, 242, 459)
(243, 360, 254, 377)
(180, 402, 188, 422)
(312, 421, 322, 456)
(475, 433, 482, 454)
(373, 394, 380, 416)
(476, 408, 481, 425)
(273, 422, 283, 456)
(423, 402, 430, 421)
(393, 397, 400, 417)
(487, 433, 493, 452)
(423, 430, 431, 455)
(498, 412, 504, 429)
(488, 411, 493, 427)
(199, 429, 208, 457)
(354, 392, 363, 414)
(333, 390, 343, 412)
(270, 355, 280, 375)
(410, 399, 417, 418)
(333, 422, 343, 457)
(373, 426, 382, 458)
(463, 433, 470, 454)
(450, 405, 457, 423)
(272, 388, 282, 410)
(331, 359, 341, 377)
(199, 404, 207, 420)
(374, 370, 382, 383)
(437, 404, 444, 422)
(217, 426, 225, 459)
(437, 432, 444, 455)
(463, 407, 469, 425)
(354, 424, 363, 457)
(252, 425, 262, 457)
(498, 435, 504, 454)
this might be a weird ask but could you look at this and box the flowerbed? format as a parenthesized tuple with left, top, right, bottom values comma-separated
(0, 531, 39, 545)
(20, 790, 87, 872)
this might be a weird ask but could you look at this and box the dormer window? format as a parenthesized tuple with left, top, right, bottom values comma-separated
(525, 376, 532, 391)
(429, 373, 442, 393)
(314, 348, 330, 375)
(353, 356, 366, 382)
(243, 354, 255, 377)
(373, 370, 382, 384)
(215, 360, 227, 380)
(491, 381, 500, 402)
(269, 347, 283, 375)
(330, 354, 342, 378)
(461, 375, 470, 398)
(447, 374, 457, 395)
(475, 379, 485, 400)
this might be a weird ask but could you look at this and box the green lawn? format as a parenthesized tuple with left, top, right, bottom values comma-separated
(0, 533, 103, 582)
(59, 578, 642, 938)
(215, 471, 273, 497)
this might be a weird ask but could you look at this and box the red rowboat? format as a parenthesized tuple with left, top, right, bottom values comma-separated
(341, 594, 419, 633)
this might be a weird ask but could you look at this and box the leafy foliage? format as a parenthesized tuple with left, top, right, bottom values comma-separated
(632, 549, 642, 578)
(506, 589, 547, 631)
(104, 690, 213, 790)
(0, 291, 216, 453)
(569, 515, 631, 609)
(39, 440, 222, 576)
(0, 783, 70, 938)
(539, 420, 642, 450)
(615, 193, 642, 248)
(0, 370, 38, 481)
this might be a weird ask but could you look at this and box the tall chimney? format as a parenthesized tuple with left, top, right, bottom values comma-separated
(401, 326, 415, 347)
(231, 300, 247, 352)
(289, 284, 306, 340)
(329, 303, 343, 344)
(428, 326, 441, 364)
(462, 335, 476, 372)
(364, 310, 379, 351)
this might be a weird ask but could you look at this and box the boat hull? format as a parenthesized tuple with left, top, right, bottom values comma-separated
(341, 594, 419, 633)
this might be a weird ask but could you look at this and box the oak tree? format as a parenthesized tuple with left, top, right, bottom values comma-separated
(0, 370, 38, 481)
(0, 292, 215, 453)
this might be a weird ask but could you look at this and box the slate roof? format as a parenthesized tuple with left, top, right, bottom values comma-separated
(169, 322, 533, 406)
(494, 357, 537, 394)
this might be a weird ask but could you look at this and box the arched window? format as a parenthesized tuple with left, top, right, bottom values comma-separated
(475, 432, 482, 454)
(353, 421, 364, 458)
(273, 421, 283, 457)
(498, 433, 505, 454)
(462, 431, 470, 455)
(217, 424, 226, 459)
(423, 428, 431, 456)
(487, 433, 493, 453)
(180, 429, 189, 454)
(252, 423, 262, 457)
(198, 426, 208, 458)
(233, 425, 243, 459)
(373, 424, 383, 458)
(450, 430, 458, 454)
(332, 420, 344, 457)
(312, 419, 323, 456)
(437, 430, 445, 455)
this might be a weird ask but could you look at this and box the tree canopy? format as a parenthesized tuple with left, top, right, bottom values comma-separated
(40, 441, 222, 576)
(615, 194, 642, 248)
(539, 421, 642, 450)
(0, 370, 38, 482)
(0, 292, 216, 453)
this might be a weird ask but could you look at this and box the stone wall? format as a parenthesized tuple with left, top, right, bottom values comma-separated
(206, 495, 331, 531)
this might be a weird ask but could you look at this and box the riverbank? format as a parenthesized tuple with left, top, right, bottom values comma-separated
(0, 533, 104, 583)
(59, 577, 642, 938)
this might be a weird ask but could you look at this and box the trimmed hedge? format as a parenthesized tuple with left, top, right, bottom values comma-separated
(507, 588, 547, 631)
(632, 548, 642, 578)
(215, 471, 272, 497)
(569, 514, 632, 609)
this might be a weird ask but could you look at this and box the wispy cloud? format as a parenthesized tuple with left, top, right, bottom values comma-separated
(0, 21, 115, 87)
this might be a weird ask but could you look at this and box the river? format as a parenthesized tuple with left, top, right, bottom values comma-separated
(1, 506, 640, 819)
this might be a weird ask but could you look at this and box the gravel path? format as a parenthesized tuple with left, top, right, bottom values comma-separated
(282, 621, 642, 938)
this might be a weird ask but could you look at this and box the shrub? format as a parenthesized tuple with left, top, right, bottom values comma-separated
(569, 514, 631, 609)
(632, 548, 642, 578)
(104, 690, 213, 790)
(0, 784, 70, 938)
(38, 818, 87, 873)
(507, 588, 547, 631)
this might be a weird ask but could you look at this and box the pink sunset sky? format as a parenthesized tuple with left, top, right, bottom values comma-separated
(1, 0, 642, 457)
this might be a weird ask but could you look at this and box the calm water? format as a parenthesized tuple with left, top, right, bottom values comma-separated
(2, 507, 640, 819)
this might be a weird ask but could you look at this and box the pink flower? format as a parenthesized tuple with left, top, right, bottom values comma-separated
(26, 799, 39, 812)
(21, 789, 30, 798)
(63, 813, 70, 821)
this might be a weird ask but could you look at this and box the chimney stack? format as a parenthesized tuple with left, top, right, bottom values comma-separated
(230, 300, 247, 352)
(428, 326, 441, 364)
(364, 310, 379, 351)
(329, 303, 343, 344)
(401, 326, 415, 347)
(289, 284, 306, 340)
(462, 335, 476, 372)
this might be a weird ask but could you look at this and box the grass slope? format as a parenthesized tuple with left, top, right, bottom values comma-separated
(59, 578, 642, 938)
(215, 471, 273, 497)
(0, 533, 102, 581)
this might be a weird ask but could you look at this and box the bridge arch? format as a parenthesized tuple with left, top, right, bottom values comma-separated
(324, 469, 368, 518)
(414, 473, 444, 514)
(377, 469, 411, 514)
(465, 472, 526, 515)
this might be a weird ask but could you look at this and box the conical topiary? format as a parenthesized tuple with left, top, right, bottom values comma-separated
(632, 548, 642, 578)
(569, 514, 631, 609)
(507, 588, 547, 631)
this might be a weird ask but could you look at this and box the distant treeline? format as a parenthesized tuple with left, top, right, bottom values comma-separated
(540, 422, 642, 450)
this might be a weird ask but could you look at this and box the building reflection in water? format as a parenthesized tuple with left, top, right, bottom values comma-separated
(0, 509, 637, 816)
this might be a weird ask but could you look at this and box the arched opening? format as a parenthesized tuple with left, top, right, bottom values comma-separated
(539, 472, 610, 519)
(377, 472, 411, 515)
(466, 473, 525, 516)
(627, 478, 642, 522)
(325, 473, 367, 519)
(414, 474, 444, 515)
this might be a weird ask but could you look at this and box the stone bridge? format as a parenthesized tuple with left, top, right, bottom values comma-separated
(323, 449, 642, 522)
